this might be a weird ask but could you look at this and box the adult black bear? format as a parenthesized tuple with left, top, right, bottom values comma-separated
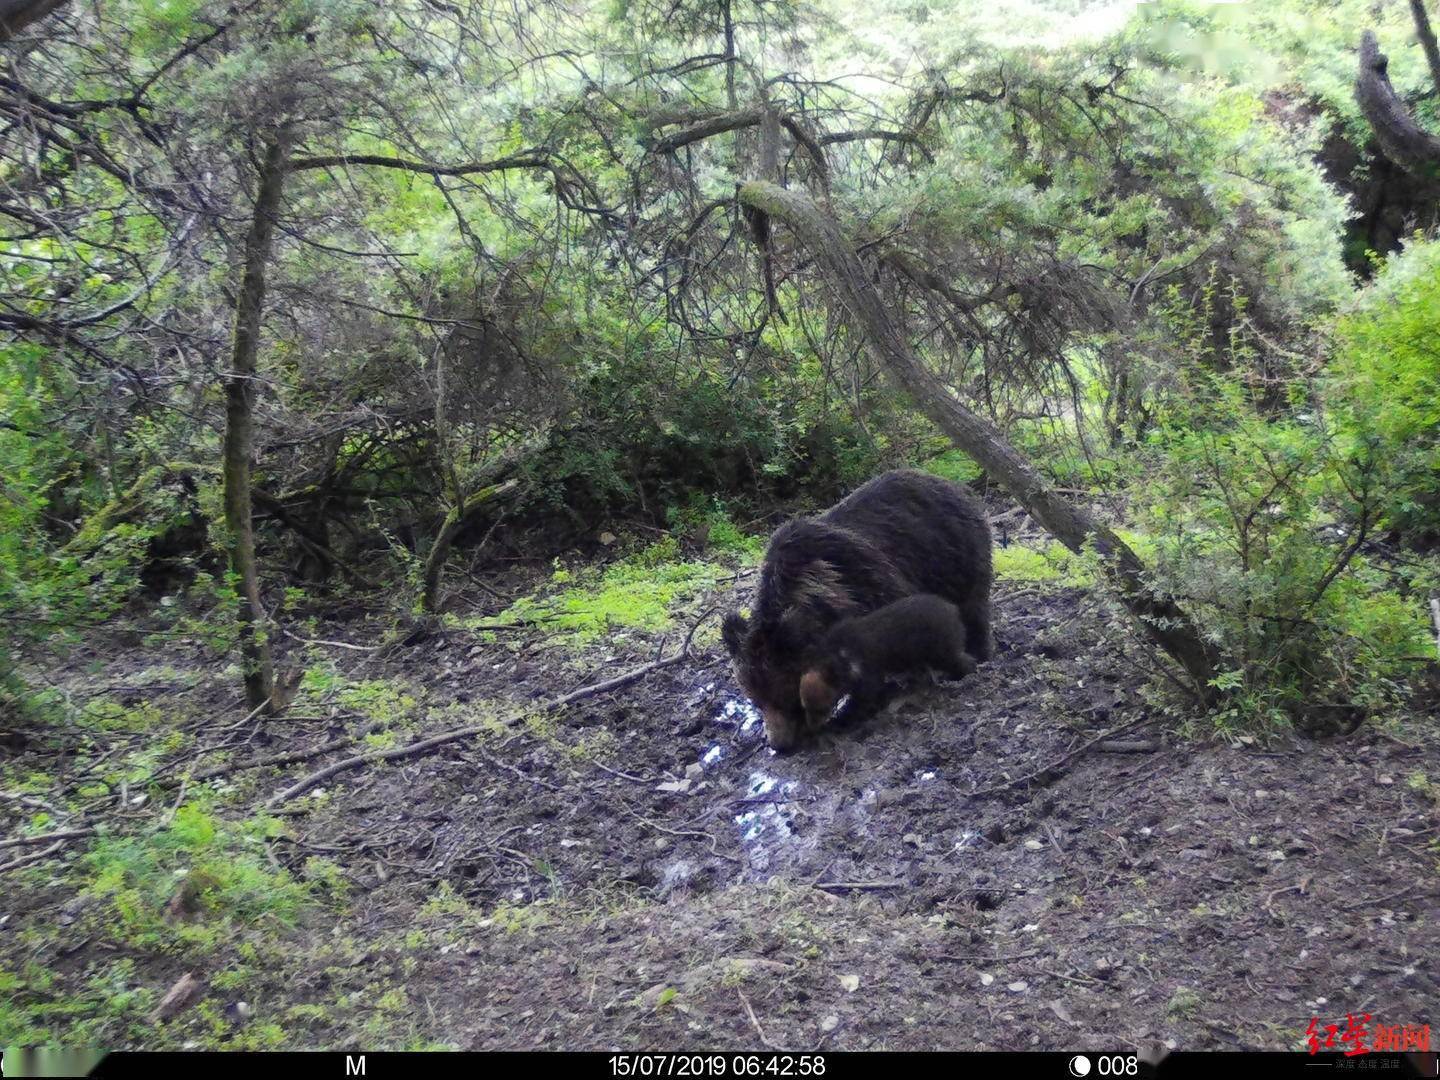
(722, 469, 993, 750)
(799, 593, 976, 733)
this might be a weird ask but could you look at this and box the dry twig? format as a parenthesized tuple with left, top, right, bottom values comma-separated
(262, 614, 713, 808)
(966, 715, 1158, 798)
(739, 991, 780, 1050)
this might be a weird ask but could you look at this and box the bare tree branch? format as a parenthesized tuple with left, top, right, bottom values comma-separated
(649, 107, 765, 154)
(289, 151, 551, 175)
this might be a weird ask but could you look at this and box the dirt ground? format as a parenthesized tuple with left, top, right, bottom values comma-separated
(3, 544, 1438, 1051)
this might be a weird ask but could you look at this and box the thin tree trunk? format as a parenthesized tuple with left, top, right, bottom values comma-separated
(1411, 0, 1440, 97)
(420, 478, 520, 613)
(223, 127, 293, 713)
(722, 0, 737, 112)
(736, 181, 1221, 700)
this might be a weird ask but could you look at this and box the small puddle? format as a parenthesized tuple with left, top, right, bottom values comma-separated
(749, 773, 773, 796)
(686, 680, 718, 707)
(701, 744, 724, 767)
(716, 696, 761, 734)
(734, 770, 802, 871)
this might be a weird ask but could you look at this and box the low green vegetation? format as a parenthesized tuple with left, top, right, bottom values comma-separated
(3, 0, 1440, 1050)
(461, 536, 740, 647)
(82, 803, 314, 951)
(1125, 274, 1437, 732)
(0, 799, 337, 1047)
(298, 669, 423, 725)
(1330, 238, 1440, 543)
(993, 541, 1091, 587)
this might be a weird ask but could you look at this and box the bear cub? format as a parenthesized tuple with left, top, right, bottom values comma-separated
(798, 592, 976, 733)
(723, 468, 993, 751)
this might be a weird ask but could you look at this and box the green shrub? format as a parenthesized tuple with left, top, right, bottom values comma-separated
(664, 496, 765, 560)
(922, 448, 983, 485)
(0, 349, 223, 701)
(1329, 236, 1440, 543)
(514, 346, 915, 534)
(1134, 375, 1431, 733)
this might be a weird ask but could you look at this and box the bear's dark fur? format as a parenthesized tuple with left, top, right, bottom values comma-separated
(722, 469, 993, 750)
(798, 593, 976, 732)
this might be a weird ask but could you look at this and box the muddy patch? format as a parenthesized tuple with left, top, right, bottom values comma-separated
(288, 578, 1439, 1049)
(8, 566, 1438, 1051)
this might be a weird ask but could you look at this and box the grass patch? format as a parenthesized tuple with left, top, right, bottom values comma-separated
(665, 499, 767, 562)
(994, 541, 1090, 586)
(994, 530, 1156, 588)
(81, 802, 313, 952)
(459, 538, 732, 646)
(922, 448, 983, 485)
(1165, 986, 1203, 1019)
(0, 961, 151, 1048)
(1, 801, 333, 1047)
(78, 697, 166, 734)
(297, 668, 422, 724)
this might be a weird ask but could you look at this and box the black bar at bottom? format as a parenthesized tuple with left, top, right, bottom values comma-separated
(0, 1049, 1410, 1079)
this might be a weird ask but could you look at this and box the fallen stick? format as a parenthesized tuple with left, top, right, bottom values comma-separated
(739, 990, 779, 1050)
(813, 880, 903, 892)
(1341, 884, 1418, 911)
(623, 809, 741, 863)
(590, 760, 653, 784)
(279, 626, 381, 652)
(1095, 738, 1160, 754)
(188, 735, 358, 784)
(148, 972, 202, 1023)
(966, 715, 1158, 798)
(229, 694, 274, 731)
(0, 837, 73, 873)
(934, 949, 1043, 964)
(0, 827, 97, 852)
(0, 790, 63, 815)
(264, 649, 689, 808)
(1038, 966, 1100, 988)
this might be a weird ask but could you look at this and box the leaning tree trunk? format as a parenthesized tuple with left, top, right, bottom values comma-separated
(1356, 29, 1440, 179)
(223, 127, 293, 714)
(1411, 0, 1440, 100)
(737, 181, 1221, 701)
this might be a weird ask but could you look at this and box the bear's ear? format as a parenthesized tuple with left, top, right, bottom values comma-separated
(791, 558, 845, 606)
(791, 560, 866, 624)
(721, 612, 749, 658)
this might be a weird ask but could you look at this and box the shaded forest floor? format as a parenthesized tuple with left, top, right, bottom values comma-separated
(2, 523, 1438, 1051)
